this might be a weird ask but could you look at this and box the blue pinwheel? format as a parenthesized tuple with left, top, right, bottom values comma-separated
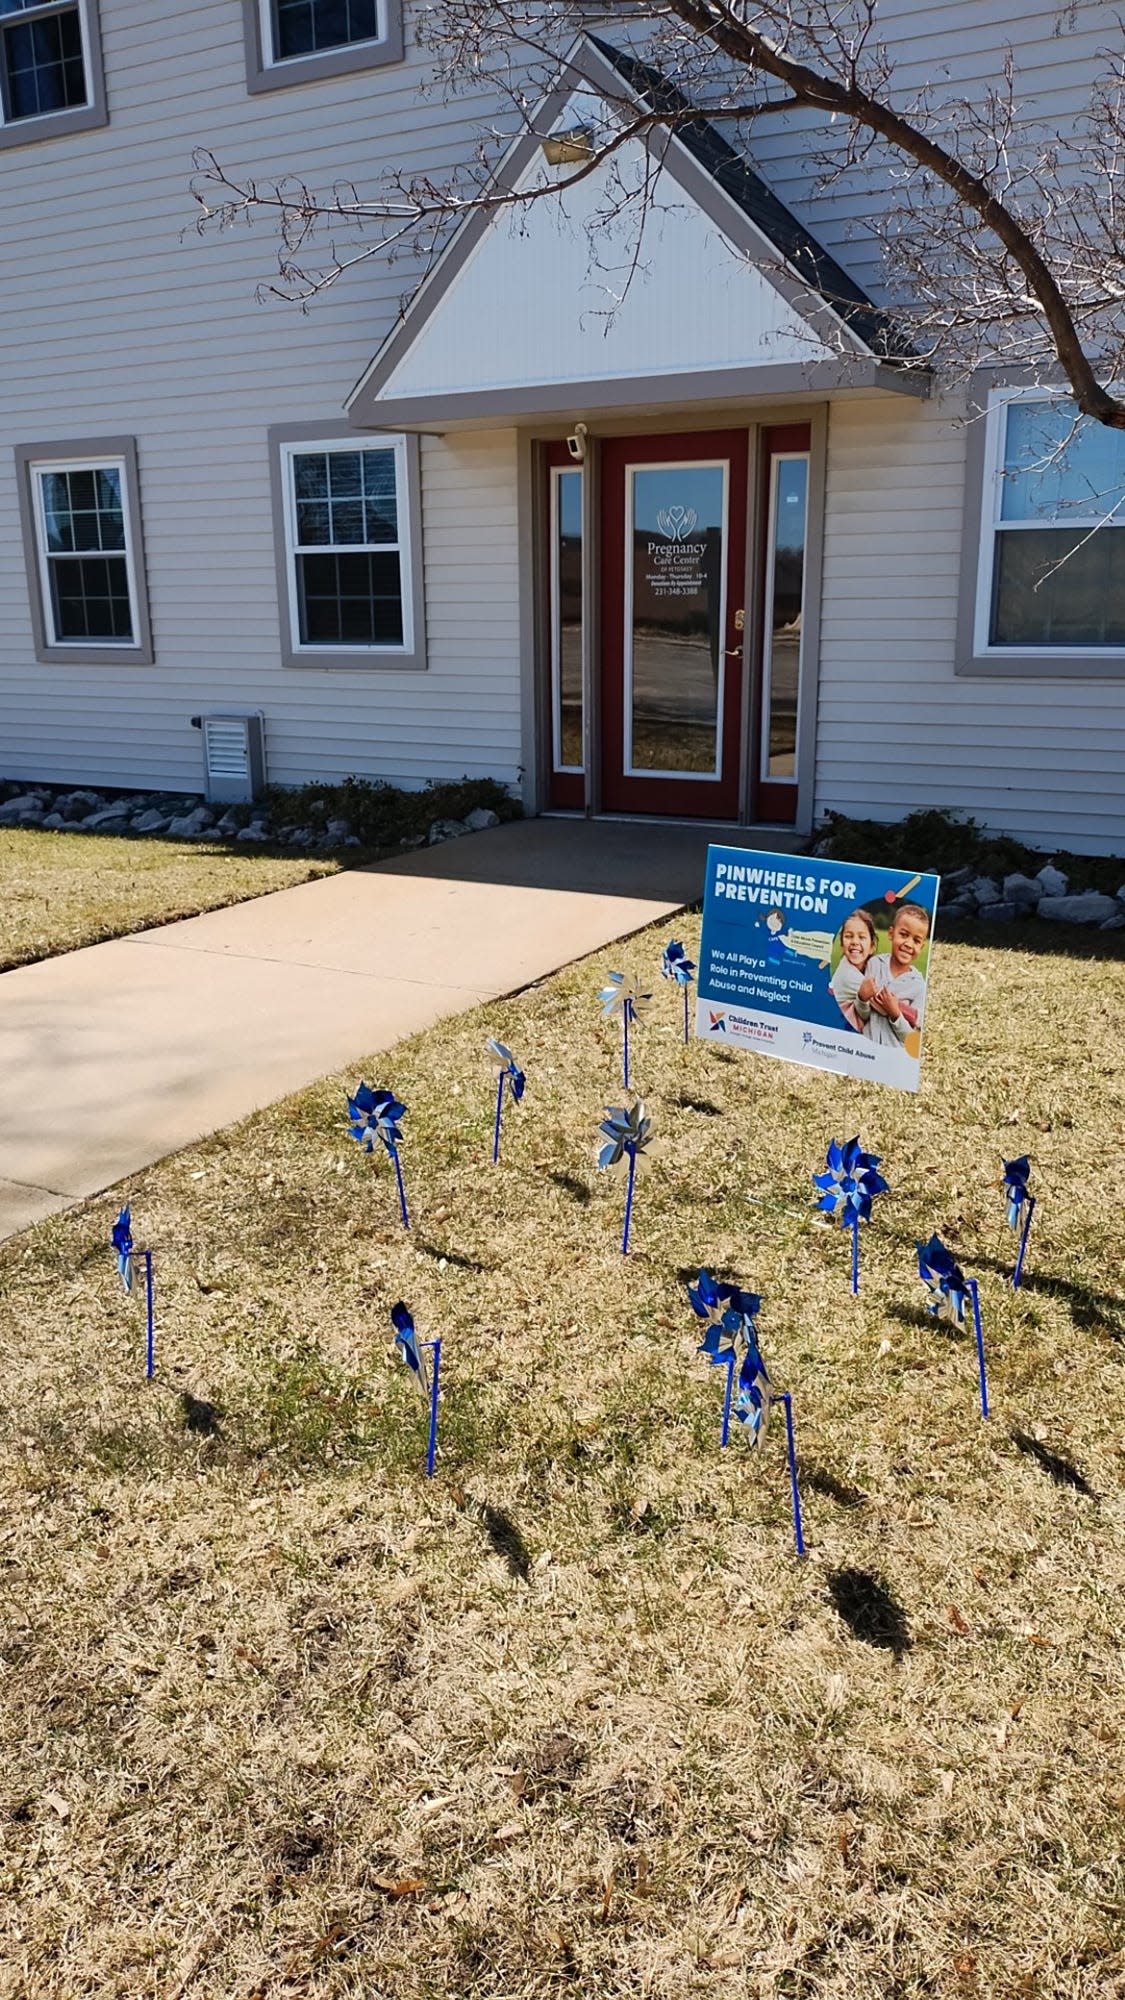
(686, 1270, 804, 1551)
(347, 1082, 409, 1227)
(813, 1136, 888, 1295)
(110, 1205, 155, 1378)
(390, 1301, 441, 1476)
(661, 939, 696, 1044)
(598, 972, 652, 1087)
(111, 1205, 134, 1292)
(688, 1270, 766, 1443)
(1002, 1155, 1036, 1288)
(917, 1234, 990, 1418)
(487, 1039, 525, 1164)
(597, 1096, 653, 1253)
(916, 1233, 970, 1324)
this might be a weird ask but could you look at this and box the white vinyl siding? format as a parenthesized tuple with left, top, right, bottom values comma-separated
(0, 1, 519, 794)
(816, 395, 1125, 856)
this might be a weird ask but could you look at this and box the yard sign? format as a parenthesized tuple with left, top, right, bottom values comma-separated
(696, 847, 940, 1093)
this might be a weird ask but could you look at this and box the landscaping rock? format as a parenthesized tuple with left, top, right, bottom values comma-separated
(133, 810, 170, 834)
(1100, 913, 1125, 931)
(236, 825, 268, 842)
(41, 812, 65, 830)
(977, 900, 1018, 922)
(324, 817, 351, 843)
(967, 875, 1001, 907)
(1116, 884, 1125, 909)
(82, 805, 132, 830)
(0, 793, 46, 823)
(1037, 891, 1120, 925)
(1002, 872, 1042, 910)
(942, 865, 976, 893)
(942, 898, 977, 920)
(1036, 863, 1069, 896)
(58, 790, 100, 820)
(464, 806, 500, 832)
(400, 834, 426, 851)
(428, 817, 468, 845)
(167, 806, 214, 838)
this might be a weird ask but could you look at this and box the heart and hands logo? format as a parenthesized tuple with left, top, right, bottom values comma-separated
(656, 505, 698, 542)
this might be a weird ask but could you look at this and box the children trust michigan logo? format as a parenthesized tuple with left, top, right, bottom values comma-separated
(657, 505, 698, 542)
(708, 1010, 727, 1032)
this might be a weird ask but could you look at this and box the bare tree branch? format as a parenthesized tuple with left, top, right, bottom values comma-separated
(190, 0, 1125, 424)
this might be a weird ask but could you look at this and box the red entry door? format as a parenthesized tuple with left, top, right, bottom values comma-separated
(600, 431, 748, 818)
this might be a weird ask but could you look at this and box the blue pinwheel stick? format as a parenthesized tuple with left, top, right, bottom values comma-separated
(111, 1205, 155, 1379)
(1002, 1156, 1036, 1289)
(391, 1301, 441, 1476)
(487, 1039, 525, 1164)
(687, 1271, 804, 1555)
(813, 1137, 888, 1296)
(597, 1097, 653, 1254)
(347, 1083, 409, 1229)
(918, 1234, 989, 1419)
(661, 939, 696, 1045)
(598, 972, 652, 1088)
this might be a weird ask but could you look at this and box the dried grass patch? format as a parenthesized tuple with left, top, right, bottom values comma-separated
(1, 920, 1124, 1997)
(0, 829, 337, 971)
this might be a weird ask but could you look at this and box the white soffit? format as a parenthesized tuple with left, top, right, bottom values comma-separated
(375, 135, 834, 404)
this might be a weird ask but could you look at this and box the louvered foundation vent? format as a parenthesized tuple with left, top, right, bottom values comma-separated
(196, 712, 266, 803)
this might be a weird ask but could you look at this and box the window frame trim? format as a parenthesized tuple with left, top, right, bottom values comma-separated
(958, 377, 1125, 679)
(268, 423, 426, 672)
(0, 0, 108, 152)
(242, 0, 403, 94)
(14, 436, 153, 666)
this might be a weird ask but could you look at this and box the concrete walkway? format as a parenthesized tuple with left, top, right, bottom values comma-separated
(0, 817, 794, 1240)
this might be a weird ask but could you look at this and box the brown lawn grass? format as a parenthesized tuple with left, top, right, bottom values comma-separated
(1, 917, 1124, 1998)
(0, 828, 338, 971)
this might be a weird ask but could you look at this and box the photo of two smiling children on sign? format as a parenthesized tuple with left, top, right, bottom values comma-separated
(764, 900, 931, 1059)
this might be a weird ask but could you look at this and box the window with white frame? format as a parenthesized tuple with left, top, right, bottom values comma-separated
(977, 392, 1125, 653)
(245, 0, 402, 88)
(281, 437, 413, 654)
(19, 446, 150, 660)
(0, 0, 105, 143)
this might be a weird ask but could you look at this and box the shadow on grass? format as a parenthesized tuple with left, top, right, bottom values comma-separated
(805, 1465, 867, 1509)
(181, 1392, 223, 1438)
(888, 1300, 966, 1342)
(677, 1095, 724, 1117)
(930, 918, 1125, 963)
(549, 1171, 591, 1207)
(827, 1567, 912, 1656)
(414, 1238, 488, 1273)
(465, 1495, 531, 1579)
(970, 1253, 1125, 1344)
(1011, 1430, 1095, 1496)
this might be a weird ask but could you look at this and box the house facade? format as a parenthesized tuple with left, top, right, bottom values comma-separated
(2, 0, 1123, 853)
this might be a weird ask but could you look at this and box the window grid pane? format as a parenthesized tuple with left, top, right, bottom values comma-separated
(35, 460, 135, 645)
(289, 446, 405, 648)
(990, 526, 1125, 648)
(2, 4, 86, 120)
(49, 554, 133, 642)
(273, 0, 380, 60)
(1000, 399, 1125, 526)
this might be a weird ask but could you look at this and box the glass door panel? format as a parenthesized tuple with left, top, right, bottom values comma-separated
(626, 462, 726, 779)
(551, 466, 584, 771)
(600, 430, 748, 819)
(760, 455, 808, 781)
(753, 425, 810, 824)
(544, 443, 585, 809)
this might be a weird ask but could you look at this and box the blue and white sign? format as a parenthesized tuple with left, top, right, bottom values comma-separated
(697, 847, 940, 1092)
